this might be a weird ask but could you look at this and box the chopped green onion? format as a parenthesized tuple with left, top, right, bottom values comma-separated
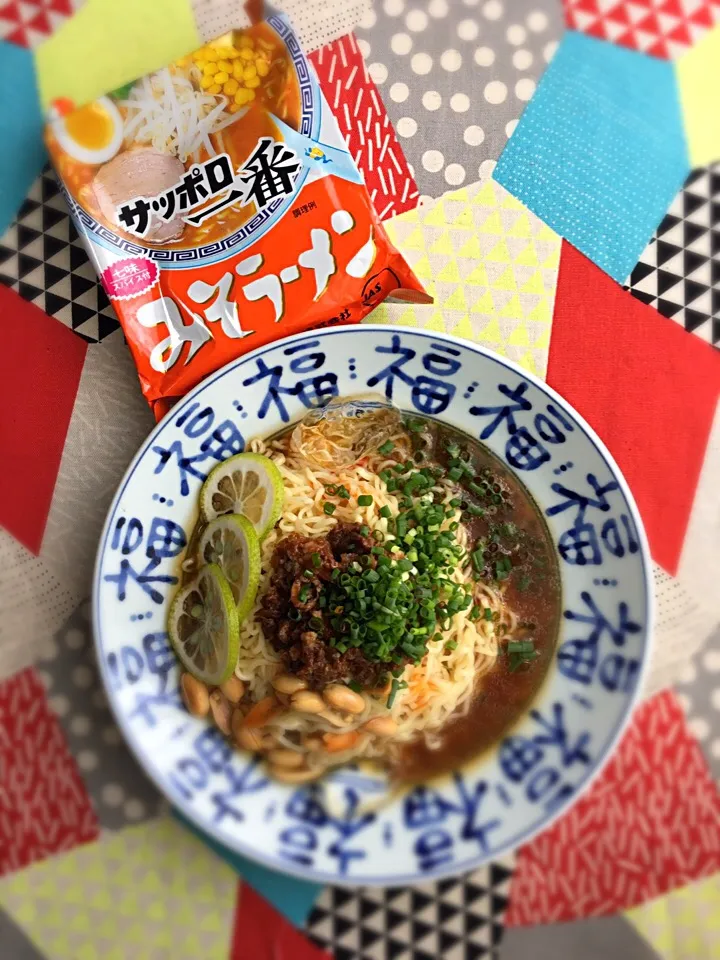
(358, 495, 373, 507)
(323, 502, 336, 515)
(378, 441, 395, 456)
(336, 485, 350, 500)
(484, 607, 493, 621)
(386, 678, 408, 708)
(311, 552, 321, 568)
(379, 505, 392, 519)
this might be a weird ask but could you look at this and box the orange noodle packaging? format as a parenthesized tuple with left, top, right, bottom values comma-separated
(45, 11, 430, 417)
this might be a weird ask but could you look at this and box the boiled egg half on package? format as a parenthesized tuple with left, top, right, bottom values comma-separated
(49, 96, 124, 165)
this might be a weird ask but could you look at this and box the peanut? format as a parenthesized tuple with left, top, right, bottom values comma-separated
(322, 684, 366, 715)
(220, 675, 245, 704)
(272, 673, 308, 695)
(180, 673, 210, 718)
(209, 689, 232, 735)
(363, 716, 398, 737)
(268, 749, 305, 770)
(290, 690, 326, 714)
(269, 765, 318, 784)
(235, 724, 266, 752)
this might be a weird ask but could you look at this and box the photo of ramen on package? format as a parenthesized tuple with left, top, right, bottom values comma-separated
(45, 12, 430, 416)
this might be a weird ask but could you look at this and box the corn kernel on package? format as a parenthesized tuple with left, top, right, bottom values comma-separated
(45, 12, 430, 416)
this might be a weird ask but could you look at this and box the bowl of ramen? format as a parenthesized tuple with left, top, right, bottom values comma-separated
(93, 326, 652, 885)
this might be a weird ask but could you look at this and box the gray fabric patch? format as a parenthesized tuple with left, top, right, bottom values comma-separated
(37, 599, 165, 830)
(499, 915, 664, 960)
(0, 907, 47, 960)
(675, 625, 720, 784)
(356, 0, 564, 195)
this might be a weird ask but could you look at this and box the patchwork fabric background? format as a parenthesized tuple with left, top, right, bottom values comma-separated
(1, 1, 720, 959)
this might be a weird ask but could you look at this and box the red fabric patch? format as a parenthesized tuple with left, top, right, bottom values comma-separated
(310, 34, 420, 221)
(231, 882, 331, 960)
(0, 669, 100, 876)
(546, 241, 720, 575)
(505, 690, 720, 924)
(0, 0, 72, 47)
(563, 0, 720, 59)
(0, 284, 86, 554)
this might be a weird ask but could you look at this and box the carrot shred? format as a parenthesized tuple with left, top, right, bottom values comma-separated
(243, 696, 278, 728)
(323, 731, 361, 754)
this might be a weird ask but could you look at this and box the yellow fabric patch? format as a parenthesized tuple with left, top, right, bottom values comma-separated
(35, 0, 201, 112)
(626, 873, 720, 960)
(0, 819, 237, 960)
(370, 177, 562, 379)
(677, 24, 720, 169)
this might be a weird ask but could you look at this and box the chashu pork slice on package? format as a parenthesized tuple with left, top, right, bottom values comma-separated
(45, 11, 430, 417)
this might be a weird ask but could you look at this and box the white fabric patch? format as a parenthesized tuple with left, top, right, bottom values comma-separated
(192, 0, 373, 52)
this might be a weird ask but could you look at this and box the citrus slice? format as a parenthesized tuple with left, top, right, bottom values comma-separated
(168, 563, 239, 685)
(200, 452, 284, 537)
(197, 514, 261, 620)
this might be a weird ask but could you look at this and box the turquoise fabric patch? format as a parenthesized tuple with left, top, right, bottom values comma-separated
(494, 31, 689, 284)
(174, 811, 322, 928)
(0, 41, 46, 237)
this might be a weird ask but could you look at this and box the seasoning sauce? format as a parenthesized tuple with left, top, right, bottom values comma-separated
(392, 420, 561, 783)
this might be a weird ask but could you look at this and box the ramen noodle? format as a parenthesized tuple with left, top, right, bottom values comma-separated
(173, 402, 561, 784)
(45, 14, 429, 416)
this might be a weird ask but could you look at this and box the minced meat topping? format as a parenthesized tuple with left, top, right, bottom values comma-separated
(257, 523, 394, 688)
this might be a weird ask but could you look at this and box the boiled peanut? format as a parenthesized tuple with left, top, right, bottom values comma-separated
(209, 689, 232, 735)
(235, 723, 265, 752)
(272, 673, 308, 695)
(268, 748, 305, 769)
(304, 734, 326, 751)
(180, 673, 210, 718)
(220, 675, 245, 704)
(269, 765, 318, 784)
(290, 690, 326, 714)
(322, 684, 366, 715)
(363, 716, 398, 737)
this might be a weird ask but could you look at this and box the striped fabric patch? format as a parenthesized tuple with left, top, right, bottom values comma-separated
(310, 33, 420, 221)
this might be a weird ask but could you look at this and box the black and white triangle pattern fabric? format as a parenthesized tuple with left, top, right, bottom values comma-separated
(0, 166, 120, 344)
(625, 164, 720, 348)
(305, 860, 514, 960)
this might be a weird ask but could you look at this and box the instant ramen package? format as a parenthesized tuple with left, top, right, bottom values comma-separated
(45, 12, 430, 417)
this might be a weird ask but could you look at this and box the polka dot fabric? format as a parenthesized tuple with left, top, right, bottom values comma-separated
(36, 599, 165, 831)
(355, 0, 564, 193)
(676, 626, 720, 786)
(494, 30, 690, 282)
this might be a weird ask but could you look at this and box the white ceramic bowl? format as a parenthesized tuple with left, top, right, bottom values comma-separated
(93, 326, 652, 886)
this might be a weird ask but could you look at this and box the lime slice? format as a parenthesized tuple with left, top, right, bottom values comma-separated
(168, 563, 239, 685)
(200, 452, 284, 537)
(197, 514, 261, 620)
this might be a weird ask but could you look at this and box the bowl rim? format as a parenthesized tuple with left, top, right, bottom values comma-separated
(92, 324, 654, 886)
